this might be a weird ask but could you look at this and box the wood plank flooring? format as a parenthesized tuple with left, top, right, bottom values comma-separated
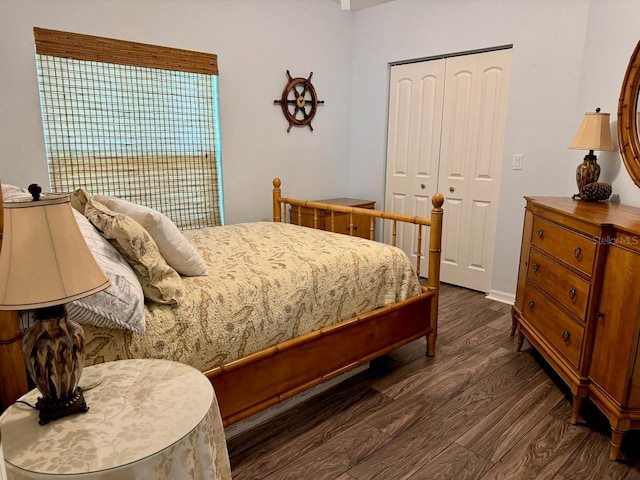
(227, 283, 640, 479)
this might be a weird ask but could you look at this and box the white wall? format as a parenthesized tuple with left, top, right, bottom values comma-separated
(3, 0, 640, 298)
(0, 0, 354, 224)
(573, 0, 640, 207)
(348, 0, 639, 298)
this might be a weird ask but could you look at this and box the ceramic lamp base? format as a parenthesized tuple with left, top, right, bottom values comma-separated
(22, 305, 89, 425)
(576, 154, 600, 195)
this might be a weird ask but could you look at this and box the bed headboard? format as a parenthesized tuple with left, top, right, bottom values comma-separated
(272, 177, 444, 280)
(0, 191, 29, 410)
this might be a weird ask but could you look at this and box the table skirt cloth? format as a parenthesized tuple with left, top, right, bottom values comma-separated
(1, 359, 231, 480)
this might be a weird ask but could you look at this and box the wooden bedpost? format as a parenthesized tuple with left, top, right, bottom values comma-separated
(272, 177, 282, 222)
(0, 312, 27, 411)
(0, 188, 29, 411)
(426, 192, 444, 357)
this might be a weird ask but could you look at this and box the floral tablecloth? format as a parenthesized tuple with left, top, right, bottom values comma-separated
(0, 359, 231, 480)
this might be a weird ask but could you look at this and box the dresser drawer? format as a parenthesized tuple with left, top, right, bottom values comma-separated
(527, 250, 591, 320)
(523, 285, 585, 369)
(531, 217, 596, 276)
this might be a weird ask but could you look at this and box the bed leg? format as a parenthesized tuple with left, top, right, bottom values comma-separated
(426, 333, 436, 357)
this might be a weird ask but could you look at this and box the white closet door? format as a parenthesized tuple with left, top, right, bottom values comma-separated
(385, 49, 511, 291)
(384, 60, 445, 271)
(438, 49, 511, 292)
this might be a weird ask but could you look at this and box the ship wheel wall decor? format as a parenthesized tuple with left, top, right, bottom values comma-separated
(274, 70, 324, 132)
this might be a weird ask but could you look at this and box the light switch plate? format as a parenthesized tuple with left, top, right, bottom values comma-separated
(513, 154, 523, 170)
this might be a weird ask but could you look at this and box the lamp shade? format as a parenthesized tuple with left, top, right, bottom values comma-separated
(569, 111, 616, 152)
(0, 195, 109, 310)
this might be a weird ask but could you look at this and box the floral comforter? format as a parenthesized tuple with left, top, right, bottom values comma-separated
(83, 222, 421, 370)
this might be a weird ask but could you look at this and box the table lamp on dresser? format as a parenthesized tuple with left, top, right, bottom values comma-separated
(568, 107, 616, 198)
(0, 184, 109, 425)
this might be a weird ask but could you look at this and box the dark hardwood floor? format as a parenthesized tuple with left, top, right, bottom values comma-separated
(227, 283, 640, 479)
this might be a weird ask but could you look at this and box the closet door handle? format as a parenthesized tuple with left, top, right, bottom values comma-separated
(568, 287, 576, 300)
(573, 247, 582, 259)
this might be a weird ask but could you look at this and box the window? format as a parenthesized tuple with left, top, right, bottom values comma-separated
(34, 27, 223, 229)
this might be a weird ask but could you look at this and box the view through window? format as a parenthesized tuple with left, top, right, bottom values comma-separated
(34, 27, 223, 229)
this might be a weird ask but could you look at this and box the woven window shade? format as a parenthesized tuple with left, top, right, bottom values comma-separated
(34, 27, 223, 230)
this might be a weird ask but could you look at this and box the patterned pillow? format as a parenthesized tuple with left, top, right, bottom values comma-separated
(72, 189, 184, 305)
(68, 210, 146, 334)
(94, 195, 208, 276)
(2, 185, 145, 333)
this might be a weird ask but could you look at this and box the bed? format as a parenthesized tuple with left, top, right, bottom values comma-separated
(0, 178, 443, 427)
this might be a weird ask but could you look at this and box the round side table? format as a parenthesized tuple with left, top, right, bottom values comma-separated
(0, 359, 231, 480)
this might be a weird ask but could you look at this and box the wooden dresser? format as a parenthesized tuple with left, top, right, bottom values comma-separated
(513, 196, 640, 460)
(290, 198, 375, 239)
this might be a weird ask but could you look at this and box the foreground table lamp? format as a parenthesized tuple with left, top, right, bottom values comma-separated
(569, 107, 616, 198)
(0, 185, 109, 424)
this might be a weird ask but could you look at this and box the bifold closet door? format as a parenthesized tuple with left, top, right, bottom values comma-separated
(385, 49, 511, 292)
(384, 59, 445, 273)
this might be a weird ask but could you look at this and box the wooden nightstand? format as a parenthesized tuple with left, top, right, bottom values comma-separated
(290, 198, 376, 240)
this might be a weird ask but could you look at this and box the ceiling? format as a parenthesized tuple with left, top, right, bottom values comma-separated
(334, 0, 396, 11)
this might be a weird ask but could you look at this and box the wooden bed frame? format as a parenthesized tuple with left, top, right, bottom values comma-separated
(0, 178, 444, 426)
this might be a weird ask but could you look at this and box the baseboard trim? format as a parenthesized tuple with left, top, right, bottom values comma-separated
(485, 289, 515, 305)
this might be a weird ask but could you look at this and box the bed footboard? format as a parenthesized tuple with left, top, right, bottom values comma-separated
(207, 289, 434, 425)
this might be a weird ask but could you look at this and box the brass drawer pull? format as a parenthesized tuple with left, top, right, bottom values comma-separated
(562, 331, 570, 342)
(533, 263, 540, 273)
(595, 311, 605, 319)
(528, 300, 535, 310)
(569, 287, 576, 300)
(537, 229, 544, 240)
(573, 246, 582, 259)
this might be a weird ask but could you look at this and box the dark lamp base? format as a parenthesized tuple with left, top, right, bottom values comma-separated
(576, 153, 600, 193)
(36, 387, 89, 425)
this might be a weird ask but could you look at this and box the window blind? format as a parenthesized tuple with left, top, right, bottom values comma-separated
(34, 27, 223, 229)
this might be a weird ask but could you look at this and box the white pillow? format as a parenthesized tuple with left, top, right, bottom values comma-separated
(67, 209, 146, 334)
(94, 195, 208, 277)
(1, 183, 29, 201)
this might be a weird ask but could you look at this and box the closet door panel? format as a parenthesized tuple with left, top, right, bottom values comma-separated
(385, 60, 445, 273)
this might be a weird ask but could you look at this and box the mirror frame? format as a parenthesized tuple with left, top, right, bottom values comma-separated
(619, 38, 640, 188)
